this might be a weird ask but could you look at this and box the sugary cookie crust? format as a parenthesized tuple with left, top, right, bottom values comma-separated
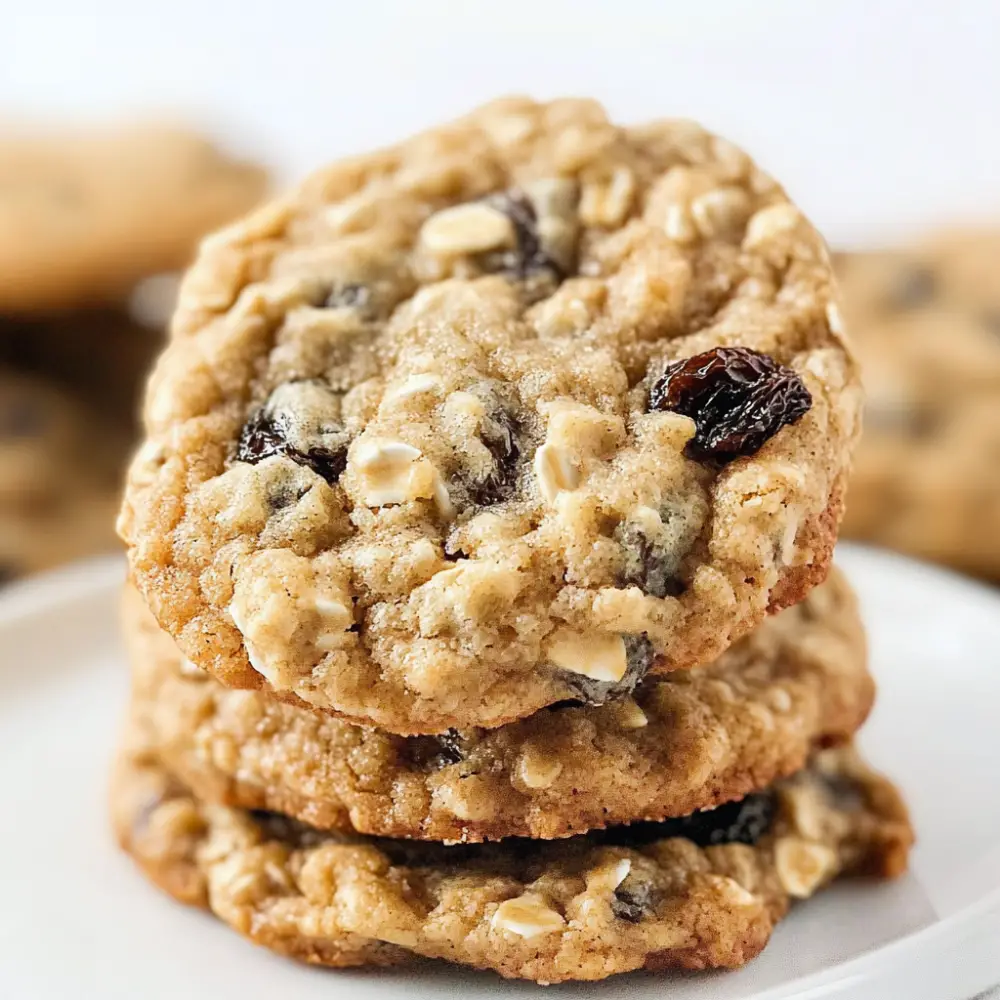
(0, 123, 267, 313)
(120, 97, 861, 733)
(113, 735, 912, 984)
(124, 567, 873, 842)
(837, 235, 1000, 578)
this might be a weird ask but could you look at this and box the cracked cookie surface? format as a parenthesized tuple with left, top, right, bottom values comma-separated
(837, 232, 1000, 579)
(120, 97, 861, 733)
(113, 731, 912, 984)
(124, 567, 873, 842)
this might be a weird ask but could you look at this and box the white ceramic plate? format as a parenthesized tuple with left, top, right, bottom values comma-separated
(0, 544, 998, 999)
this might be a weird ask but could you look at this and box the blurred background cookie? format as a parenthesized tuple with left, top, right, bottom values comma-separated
(0, 367, 129, 581)
(837, 230, 1000, 580)
(0, 309, 160, 429)
(0, 123, 268, 314)
(0, 123, 268, 584)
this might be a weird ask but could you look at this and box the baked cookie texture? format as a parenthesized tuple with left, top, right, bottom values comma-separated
(113, 729, 912, 984)
(120, 97, 862, 734)
(123, 567, 873, 842)
(836, 230, 1000, 579)
(0, 123, 268, 313)
(0, 366, 131, 581)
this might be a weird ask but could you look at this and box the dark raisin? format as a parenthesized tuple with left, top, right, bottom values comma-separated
(324, 283, 371, 311)
(480, 191, 563, 281)
(609, 793, 776, 849)
(238, 408, 348, 482)
(611, 880, 657, 922)
(884, 265, 936, 311)
(560, 635, 655, 706)
(249, 809, 328, 849)
(615, 503, 698, 598)
(266, 483, 310, 513)
(649, 347, 812, 463)
(469, 408, 522, 505)
(236, 408, 284, 463)
(236, 381, 350, 484)
(398, 732, 464, 769)
(432, 733, 465, 767)
(617, 524, 685, 597)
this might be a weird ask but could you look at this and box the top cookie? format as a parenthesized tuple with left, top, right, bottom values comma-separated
(836, 230, 1000, 578)
(0, 123, 267, 313)
(120, 97, 861, 734)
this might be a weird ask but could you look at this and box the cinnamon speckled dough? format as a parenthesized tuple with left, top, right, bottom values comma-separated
(0, 367, 130, 582)
(113, 731, 912, 984)
(123, 567, 873, 842)
(837, 233, 1000, 579)
(0, 123, 267, 313)
(120, 97, 862, 734)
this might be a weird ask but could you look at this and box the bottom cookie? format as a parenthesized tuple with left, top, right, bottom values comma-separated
(113, 729, 912, 984)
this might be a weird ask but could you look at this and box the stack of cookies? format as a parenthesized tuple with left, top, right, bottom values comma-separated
(0, 124, 266, 583)
(114, 98, 913, 984)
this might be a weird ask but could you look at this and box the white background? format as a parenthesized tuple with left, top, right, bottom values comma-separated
(3, 7, 1000, 995)
(3, 0, 1000, 248)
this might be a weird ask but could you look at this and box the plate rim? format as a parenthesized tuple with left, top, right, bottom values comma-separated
(1, 545, 999, 1000)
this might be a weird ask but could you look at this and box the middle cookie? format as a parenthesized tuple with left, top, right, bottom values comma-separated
(123, 567, 872, 843)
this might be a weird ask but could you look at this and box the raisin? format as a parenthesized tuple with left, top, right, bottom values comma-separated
(618, 528, 685, 597)
(611, 880, 657, 923)
(884, 265, 936, 311)
(266, 483, 310, 513)
(399, 732, 464, 769)
(615, 501, 699, 598)
(237, 408, 286, 463)
(249, 809, 328, 849)
(649, 347, 812, 463)
(469, 408, 522, 505)
(236, 381, 350, 484)
(609, 793, 776, 849)
(430, 734, 465, 767)
(324, 283, 371, 312)
(238, 408, 348, 482)
(480, 191, 563, 281)
(561, 635, 655, 706)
